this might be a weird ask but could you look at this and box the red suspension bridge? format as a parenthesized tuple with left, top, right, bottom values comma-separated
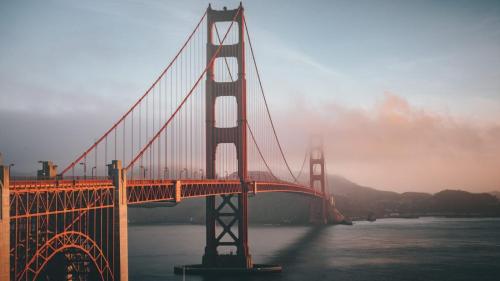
(0, 4, 345, 281)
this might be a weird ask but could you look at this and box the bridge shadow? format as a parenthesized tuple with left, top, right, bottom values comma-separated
(267, 225, 329, 265)
(199, 225, 330, 281)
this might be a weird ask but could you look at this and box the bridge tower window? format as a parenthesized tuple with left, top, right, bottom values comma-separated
(212, 21, 239, 45)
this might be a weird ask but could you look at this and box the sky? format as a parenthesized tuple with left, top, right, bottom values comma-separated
(1, 0, 500, 193)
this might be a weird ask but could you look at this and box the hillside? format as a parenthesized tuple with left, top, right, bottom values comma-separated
(329, 176, 500, 219)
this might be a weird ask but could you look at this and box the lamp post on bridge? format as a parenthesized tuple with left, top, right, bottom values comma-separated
(139, 165, 147, 179)
(91, 166, 97, 178)
(79, 162, 87, 179)
(164, 167, 169, 179)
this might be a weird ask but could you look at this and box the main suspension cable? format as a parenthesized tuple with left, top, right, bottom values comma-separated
(295, 150, 309, 182)
(214, 23, 278, 181)
(60, 10, 208, 177)
(126, 7, 242, 170)
(243, 15, 300, 183)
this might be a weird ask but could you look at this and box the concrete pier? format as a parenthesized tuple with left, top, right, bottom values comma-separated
(109, 160, 129, 281)
(0, 165, 10, 281)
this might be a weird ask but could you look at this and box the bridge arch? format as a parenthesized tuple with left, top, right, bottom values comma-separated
(17, 231, 113, 281)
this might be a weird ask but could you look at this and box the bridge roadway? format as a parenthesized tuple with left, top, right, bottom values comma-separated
(8, 178, 324, 218)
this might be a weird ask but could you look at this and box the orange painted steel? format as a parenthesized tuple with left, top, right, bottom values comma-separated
(10, 179, 324, 211)
(8, 177, 325, 281)
(10, 180, 114, 219)
(126, 179, 324, 205)
(18, 231, 113, 281)
(9, 179, 117, 281)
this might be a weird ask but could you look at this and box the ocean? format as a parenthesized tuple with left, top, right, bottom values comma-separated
(129, 217, 500, 281)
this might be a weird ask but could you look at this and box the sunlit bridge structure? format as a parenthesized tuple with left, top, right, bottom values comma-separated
(0, 4, 345, 281)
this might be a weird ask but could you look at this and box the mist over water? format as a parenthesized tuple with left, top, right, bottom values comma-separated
(129, 217, 500, 281)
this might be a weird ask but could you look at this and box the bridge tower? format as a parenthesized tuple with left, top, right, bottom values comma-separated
(309, 137, 328, 224)
(203, 4, 252, 268)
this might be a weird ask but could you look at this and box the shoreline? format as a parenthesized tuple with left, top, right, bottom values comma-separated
(128, 215, 500, 227)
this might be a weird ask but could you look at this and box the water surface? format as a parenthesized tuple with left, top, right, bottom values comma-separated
(129, 217, 500, 281)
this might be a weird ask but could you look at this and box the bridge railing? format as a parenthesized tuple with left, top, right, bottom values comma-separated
(9, 179, 114, 219)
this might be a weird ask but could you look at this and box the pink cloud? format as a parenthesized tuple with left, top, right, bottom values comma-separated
(276, 93, 500, 193)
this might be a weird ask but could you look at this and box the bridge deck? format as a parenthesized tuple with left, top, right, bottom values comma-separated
(8, 179, 324, 218)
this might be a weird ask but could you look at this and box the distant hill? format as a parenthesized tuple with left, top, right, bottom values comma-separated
(128, 175, 500, 224)
(328, 176, 500, 219)
(432, 189, 499, 214)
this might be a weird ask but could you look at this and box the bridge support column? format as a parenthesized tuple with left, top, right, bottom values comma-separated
(109, 160, 129, 281)
(0, 165, 10, 281)
(37, 161, 58, 180)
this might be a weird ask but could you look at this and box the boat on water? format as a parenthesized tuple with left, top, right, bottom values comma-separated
(367, 213, 377, 222)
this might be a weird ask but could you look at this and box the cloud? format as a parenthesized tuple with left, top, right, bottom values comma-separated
(276, 92, 500, 193)
(2, 85, 499, 193)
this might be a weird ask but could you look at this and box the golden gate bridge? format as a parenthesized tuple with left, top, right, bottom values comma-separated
(0, 4, 345, 280)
